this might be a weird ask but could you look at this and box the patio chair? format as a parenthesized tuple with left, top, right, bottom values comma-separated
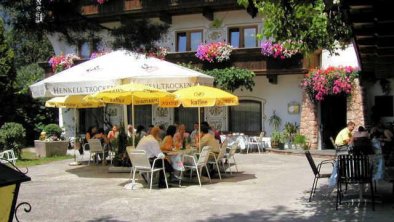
(330, 136, 348, 155)
(305, 151, 334, 202)
(247, 135, 263, 154)
(88, 139, 105, 165)
(183, 146, 212, 187)
(128, 149, 168, 190)
(0, 149, 18, 164)
(336, 154, 375, 210)
(224, 143, 239, 175)
(207, 141, 228, 180)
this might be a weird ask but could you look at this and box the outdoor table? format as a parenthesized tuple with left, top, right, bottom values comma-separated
(225, 134, 248, 151)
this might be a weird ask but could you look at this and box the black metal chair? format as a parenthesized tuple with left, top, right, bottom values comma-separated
(336, 154, 375, 210)
(305, 151, 334, 202)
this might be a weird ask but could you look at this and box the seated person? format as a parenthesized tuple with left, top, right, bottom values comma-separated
(190, 122, 199, 145)
(173, 124, 190, 149)
(160, 125, 177, 152)
(353, 126, 373, 155)
(335, 121, 355, 147)
(136, 127, 173, 188)
(196, 124, 220, 154)
(93, 128, 109, 146)
(107, 125, 119, 142)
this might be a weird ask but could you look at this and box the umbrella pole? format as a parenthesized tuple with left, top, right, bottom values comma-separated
(70, 108, 80, 166)
(132, 95, 135, 148)
(198, 106, 201, 152)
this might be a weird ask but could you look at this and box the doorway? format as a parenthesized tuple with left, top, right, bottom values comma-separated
(320, 95, 347, 149)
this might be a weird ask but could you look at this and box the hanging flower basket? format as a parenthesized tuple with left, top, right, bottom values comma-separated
(195, 42, 233, 63)
(301, 66, 359, 102)
(48, 54, 81, 73)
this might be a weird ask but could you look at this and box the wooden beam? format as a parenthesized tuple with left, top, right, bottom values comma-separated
(202, 7, 214, 21)
(159, 13, 172, 24)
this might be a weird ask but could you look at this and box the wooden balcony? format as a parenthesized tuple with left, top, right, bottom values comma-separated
(165, 48, 307, 76)
(79, 0, 240, 22)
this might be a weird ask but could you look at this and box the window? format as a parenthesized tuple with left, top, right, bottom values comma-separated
(229, 100, 262, 134)
(174, 107, 199, 133)
(228, 26, 257, 48)
(127, 105, 152, 129)
(176, 30, 203, 52)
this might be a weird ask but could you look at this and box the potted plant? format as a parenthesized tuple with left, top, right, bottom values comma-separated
(282, 122, 298, 149)
(269, 111, 282, 131)
(294, 133, 309, 150)
(34, 124, 69, 157)
(270, 131, 281, 148)
(269, 111, 282, 148)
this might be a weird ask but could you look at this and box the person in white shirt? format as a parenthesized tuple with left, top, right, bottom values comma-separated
(136, 127, 173, 188)
(136, 127, 163, 158)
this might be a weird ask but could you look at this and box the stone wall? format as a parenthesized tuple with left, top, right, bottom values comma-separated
(347, 78, 366, 128)
(300, 92, 319, 149)
(300, 78, 367, 150)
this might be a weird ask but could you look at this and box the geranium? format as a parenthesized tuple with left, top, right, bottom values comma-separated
(195, 42, 233, 63)
(261, 40, 302, 59)
(301, 66, 359, 102)
(48, 53, 81, 73)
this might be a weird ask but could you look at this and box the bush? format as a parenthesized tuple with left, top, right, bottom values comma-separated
(0, 122, 26, 159)
(43, 124, 62, 138)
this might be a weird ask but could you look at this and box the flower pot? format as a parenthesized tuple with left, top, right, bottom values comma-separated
(271, 140, 279, 148)
(34, 140, 69, 158)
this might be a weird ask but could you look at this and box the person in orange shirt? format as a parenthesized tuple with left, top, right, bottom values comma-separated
(160, 125, 177, 152)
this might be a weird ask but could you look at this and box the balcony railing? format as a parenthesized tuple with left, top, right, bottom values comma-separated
(165, 48, 306, 75)
(79, 0, 238, 17)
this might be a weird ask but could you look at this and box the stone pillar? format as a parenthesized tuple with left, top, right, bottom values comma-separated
(300, 92, 319, 149)
(347, 78, 366, 128)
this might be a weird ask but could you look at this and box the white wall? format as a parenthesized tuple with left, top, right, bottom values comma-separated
(161, 10, 262, 52)
(321, 44, 359, 69)
(234, 74, 304, 135)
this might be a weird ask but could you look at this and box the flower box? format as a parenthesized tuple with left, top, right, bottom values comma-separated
(266, 53, 303, 69)
(34, 140, 69, 158)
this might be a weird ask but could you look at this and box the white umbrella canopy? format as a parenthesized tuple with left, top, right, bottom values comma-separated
(30, 50, 214, 98)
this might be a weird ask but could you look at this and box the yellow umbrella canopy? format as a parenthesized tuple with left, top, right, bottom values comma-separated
(88, 83, 171, 105)
(45, 95, 104, 108)
(159, 85, 238, 151)
(87, 83, 173, 147)
(159, 85, 239, 107)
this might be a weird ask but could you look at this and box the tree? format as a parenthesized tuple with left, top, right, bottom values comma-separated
(1, 1, 169, 52)
(0, 17, 16, 125)
(237, 0, 352, 54)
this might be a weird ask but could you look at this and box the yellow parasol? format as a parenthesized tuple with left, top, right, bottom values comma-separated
(45, 95, 105, 108)
(159, 85, 239, 151)
(45, 95, 105, 166)
(86, 83, 173, 147)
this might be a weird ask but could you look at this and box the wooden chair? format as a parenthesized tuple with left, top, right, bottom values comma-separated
(305, 151, 334, 202)
(336, 154, 375, 210)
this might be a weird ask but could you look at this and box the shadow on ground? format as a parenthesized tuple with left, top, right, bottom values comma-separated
(201, 182, 394, 222)
(66, 164, 129, 179)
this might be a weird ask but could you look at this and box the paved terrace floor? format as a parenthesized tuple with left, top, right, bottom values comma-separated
(16, 152, 394, 222)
